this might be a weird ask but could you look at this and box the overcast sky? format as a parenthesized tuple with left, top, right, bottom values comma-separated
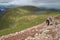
(0, 0, 60, 9)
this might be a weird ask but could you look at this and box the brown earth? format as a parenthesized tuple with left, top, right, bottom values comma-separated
(0, 22, 46, 40)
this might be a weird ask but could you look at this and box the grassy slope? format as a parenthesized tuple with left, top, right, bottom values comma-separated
(0, 6, 60, 36)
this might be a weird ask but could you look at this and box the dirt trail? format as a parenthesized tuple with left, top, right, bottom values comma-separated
(0, 22, 48, 40)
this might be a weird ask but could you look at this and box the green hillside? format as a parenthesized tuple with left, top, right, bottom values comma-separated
(0, 6, 60, 36)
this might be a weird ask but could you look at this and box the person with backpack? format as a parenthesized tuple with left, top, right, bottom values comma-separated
(46, 18, 50, 26)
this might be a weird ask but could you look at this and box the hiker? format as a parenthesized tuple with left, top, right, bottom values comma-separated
(46, 18, 50, 26)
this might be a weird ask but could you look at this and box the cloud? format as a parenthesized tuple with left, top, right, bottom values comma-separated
(9, 0, 34, 5)
(33, 0, 60, 3)
(0, 0, 60, 5)
(0, 0, 60, 9)
(0, 0, 12, 3)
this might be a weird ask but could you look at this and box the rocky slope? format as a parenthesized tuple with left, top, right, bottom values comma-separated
(25, 25, 60, 40)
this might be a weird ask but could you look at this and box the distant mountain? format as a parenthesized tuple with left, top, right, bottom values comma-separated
(0, 5, 18, 12)
(0, 5, 18, 16)
(0, 6, 41, 29)
(3, 6, 41, 16)
(19, 6, 41, 11)
(0, 5, 41, 13)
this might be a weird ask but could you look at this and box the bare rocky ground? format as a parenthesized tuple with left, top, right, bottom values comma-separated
(0, 22, 60, 40)
(25, 24, 60, 40)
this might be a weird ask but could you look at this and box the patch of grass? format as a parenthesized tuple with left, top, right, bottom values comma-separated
(0, 14, 46, 36)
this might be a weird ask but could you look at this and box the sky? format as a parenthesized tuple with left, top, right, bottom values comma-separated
(0, 0, 60, 9)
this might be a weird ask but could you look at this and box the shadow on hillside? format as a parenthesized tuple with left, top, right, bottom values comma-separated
(0, 24, 10, 30)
